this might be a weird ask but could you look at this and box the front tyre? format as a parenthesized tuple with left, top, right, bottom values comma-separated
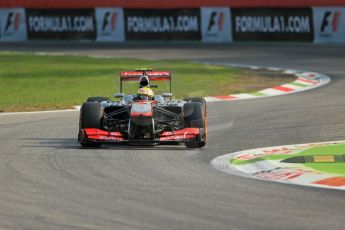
(78, 102, 103, 148)
(183, 102, 206, 148)
(183, 97, 206, 110)
(183, 97, 208, 141)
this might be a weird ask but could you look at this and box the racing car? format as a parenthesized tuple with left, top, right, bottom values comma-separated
(78, 69, 207, 148)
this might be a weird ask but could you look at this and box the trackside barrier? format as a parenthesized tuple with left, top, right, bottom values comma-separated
(1, 7, 345, 43)
(313, 7, 345, 43)
(232, 8, 314, 42)
(0, 8, 27, 41)
(96, 8, 125, 42)
(201, 7, 232, 43)
(124, 8, 201, 41)
(26, 9, 96, 40)
(1, 0, 345, 9)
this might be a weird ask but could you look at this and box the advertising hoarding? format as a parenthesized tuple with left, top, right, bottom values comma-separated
(0, 8, 27, 41)
(313, 7, 345, 43)
(26, 9, 96, 40)
(96, 8, 125, 42)
(232, 8, 314, 42)
(201, 7, 232, 43)
(124, 9, 201, 41)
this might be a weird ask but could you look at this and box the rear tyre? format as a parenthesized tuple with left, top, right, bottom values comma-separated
(183, 102, 206, 148)
(87, 96, 109, 103)
(79, 102, 103, 148)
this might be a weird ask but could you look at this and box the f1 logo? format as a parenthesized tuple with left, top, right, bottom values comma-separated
(207, 11, 224, 32)
(4, 12, 20, 34)
(101, 11, 117, 34)
(321, 11, 341, 32)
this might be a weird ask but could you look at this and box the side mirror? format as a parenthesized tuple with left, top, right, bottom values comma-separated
(162, 93, 173, 98)
(114, 93, 125, 98)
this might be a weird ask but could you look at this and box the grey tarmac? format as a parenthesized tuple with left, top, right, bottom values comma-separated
(0, 43, 345, 230)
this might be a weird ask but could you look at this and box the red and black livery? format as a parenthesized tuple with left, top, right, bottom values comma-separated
(78, 69, 208, 148)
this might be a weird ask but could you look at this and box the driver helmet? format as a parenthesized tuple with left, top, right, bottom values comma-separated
(137, 87, 154, 100)
(139, 75, 149, 88)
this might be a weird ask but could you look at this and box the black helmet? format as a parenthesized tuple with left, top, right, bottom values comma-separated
(139, 75, 149, 88)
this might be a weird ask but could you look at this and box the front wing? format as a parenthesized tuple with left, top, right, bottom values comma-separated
(80, 128, 201, 144)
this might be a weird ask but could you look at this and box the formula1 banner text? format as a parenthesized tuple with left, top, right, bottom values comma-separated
(26, 9, 96, 40)
(124, 9, 201, 41)
(232, 8, 314, 42)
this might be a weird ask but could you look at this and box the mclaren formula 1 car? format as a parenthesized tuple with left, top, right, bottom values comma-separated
(78, 69, 208, 148)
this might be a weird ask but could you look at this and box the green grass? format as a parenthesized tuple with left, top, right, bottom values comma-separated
(231, 143, 345, 175)
(0, 52, 293, 112)
(292, 144, 345, 175)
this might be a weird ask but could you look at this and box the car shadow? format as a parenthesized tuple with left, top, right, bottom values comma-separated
(19, 138, 192, 151)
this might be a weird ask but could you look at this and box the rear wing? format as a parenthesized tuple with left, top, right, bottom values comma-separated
(119, 70, 171, 93)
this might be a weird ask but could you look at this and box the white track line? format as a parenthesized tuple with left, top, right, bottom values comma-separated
(0, 107, 79, 116)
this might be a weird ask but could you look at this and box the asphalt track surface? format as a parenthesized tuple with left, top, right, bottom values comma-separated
(1, 43, 345, 230)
